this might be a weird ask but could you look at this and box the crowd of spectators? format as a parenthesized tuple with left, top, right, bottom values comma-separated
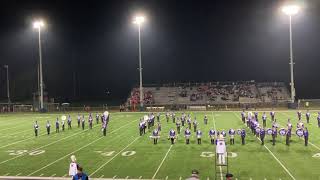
(129, 89, 154, 107)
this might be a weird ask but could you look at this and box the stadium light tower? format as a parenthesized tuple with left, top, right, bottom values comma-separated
(33, 20, 45, 110)
(282, 5, 300, 103)
(133, 16, 145, 109)
(3, 65, 10, 104)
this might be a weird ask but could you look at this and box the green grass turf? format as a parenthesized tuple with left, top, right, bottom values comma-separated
(0, 111, 319, 180)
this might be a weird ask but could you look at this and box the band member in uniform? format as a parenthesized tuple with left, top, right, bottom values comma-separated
(272, 127, 277, 146)
(152, 128, 159, 144)
(77, 114, 81, 128)
(168, 129, 176, 144)
(306, 111, 311, 124)
(304, 128, 309, 146)
(156, 112, 160, 122)
(286, 128, 291, 146)
(185, 128, 191, 144)
(81, 115, 85, 130)
(187, 117, 192, 129)
(196, 129, 202, 144)
(262, 112, 267, 127)
(181, 116, 186, 127)
(88, 114, 93, 129)
(61, 118, 65, 131)
(67, 115, 72, 130)
(172, 112, 176, 123)
(229, 129, 235, 145)
(176, 119, 181, 134)
(270, 111, 275, 121)
(193, 119, 198, 132)
(297, 111, 302, 121)
(96, 113, 100, 124)
(241, 110, 246, 123)
(204, 115, 208, 125)
(34, 121, 39, 137)
(318, 112, 320, 127)
(143, 120, 146, 134)
(45, 120, 50, 135)
(157, 123, 162, 132)
(55, 118, 59, 133)
(139, 120, 144, 136)
(102, 121, 107, 136)
(209, 128, 215, 144)
(241, 129, 246, 145)
(260, 128, 265, 145)
(254, 112, 258, 122)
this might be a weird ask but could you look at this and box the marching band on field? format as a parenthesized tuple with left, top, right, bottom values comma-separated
(33, 111, 110, 137)
(138, 110, 317, 146)
(33, 110, 318, 147)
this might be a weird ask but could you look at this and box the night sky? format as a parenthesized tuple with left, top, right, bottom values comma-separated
(0, 0, 320, 103)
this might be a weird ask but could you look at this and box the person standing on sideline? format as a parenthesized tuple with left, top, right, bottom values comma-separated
(46, 120, 51, 135)
(185, 169, 200, 180)
(72, 166, 89, 180)
(69, 155, 78, 177)
(241, 129, 246, 145)
(55, 118, 59, 133)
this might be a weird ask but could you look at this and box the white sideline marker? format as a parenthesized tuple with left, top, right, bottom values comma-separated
(139, 176, 142, 179)
(165, 176, 168, 180)
(39, 174, 43, 177)
(249, 178, 252, 180)
(16, 173, 21, 176)
(152, 145, 173, 179)
(179, 177, 182, 180)
(212, 112, 223, 180)
(99, 175, 104, 178)
(112, 175, 117, 179)
(125, 176, 129, 179)
(233, 113, 296, 180)
(50, 174, 56, 177)
(90, 137, 140, 176)
(207, 177, 209, 180)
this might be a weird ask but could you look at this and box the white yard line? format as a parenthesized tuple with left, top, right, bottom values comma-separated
(138, 176, 142, 179)
(125, 176, 129, 179)
(99, 175, 104, 178)
(233, 112, 296, 180)
(50, 174, 56, 177)
(15, 173, 21, 176)
(152, 145, 173, 179)
(219, 166, 223, 180)
(90, 137, 140, 176)
(3, 173, 9, 176)
(112, 175, 117, 179)
(39, 174, 43, 177)
(27, 120, 137, 176)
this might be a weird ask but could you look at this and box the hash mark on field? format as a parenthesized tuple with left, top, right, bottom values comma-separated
(99, 175, 104, 178)
(125, 176, 129, 179)
(113, 175, 117, 179)
(264, 178, 267, 180)
(206, 177, 209, 180)
(63, 174, 67, 177)
(3, 173, 9, 176)
(152, 145, 173, 179)
(165, 176, 168, 180)
(39, 174, 43, 176)
(139, 176, 142, 179)
(179, 177, 182, 180)
(249, 178, 252, 180)
(50, 174, 56, 177)
(16, 173, 21, 176)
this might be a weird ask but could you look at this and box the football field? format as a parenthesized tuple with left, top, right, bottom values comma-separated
(0, 111, 320, 180)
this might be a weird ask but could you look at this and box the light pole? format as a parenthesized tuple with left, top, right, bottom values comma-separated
(133, 16, 145, 109)
(33, 20, 45, 110)
(3, 65, 10, 104)
(282, 5, 300, 103)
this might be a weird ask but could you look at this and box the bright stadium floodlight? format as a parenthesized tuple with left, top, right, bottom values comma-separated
(282, 5, 300, 16)
(33, 19, 45, 110)
(133, 15, 146, 110)
(33, 20, 45, 29)
(133, 16, 145, 25)
(281, 5, 300, 103)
